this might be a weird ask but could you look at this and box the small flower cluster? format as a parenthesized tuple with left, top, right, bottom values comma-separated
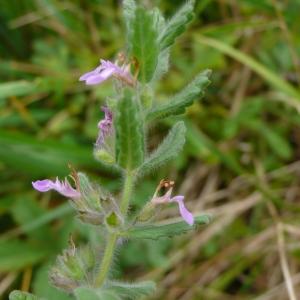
(32, 58, 194, 226)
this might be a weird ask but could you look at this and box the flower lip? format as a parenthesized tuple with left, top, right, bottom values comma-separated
(79, 59, 134, 86)
(95, 106, 113, 148)
(32, 177, 80, 198)
(32, 179, 52, 192)
(151, 179, 194, 226)
(170, 195, 194, 226)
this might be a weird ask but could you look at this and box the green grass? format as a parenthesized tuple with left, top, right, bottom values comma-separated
(1, 0, 300, 299)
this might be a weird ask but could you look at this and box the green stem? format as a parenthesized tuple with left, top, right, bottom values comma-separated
(94, 171, 134, 287)
(120, 171, 134, 214)
(94, 233, 117, 287)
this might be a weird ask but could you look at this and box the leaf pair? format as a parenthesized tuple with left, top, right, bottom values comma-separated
(115, 71, 211, 175)
(124, 0, 196, 83)
(114, 95, 187, 176)
(74, 281, 156, 300)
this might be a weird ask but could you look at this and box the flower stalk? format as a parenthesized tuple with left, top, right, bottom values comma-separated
(12, 1, 213, 299)
(94, 233, 118, 287)
(95, 170, 135, 287)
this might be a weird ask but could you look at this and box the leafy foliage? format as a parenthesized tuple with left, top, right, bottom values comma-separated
(0, 131, 120, 177)
(9, 290, 43, 300)
(122, 215, 211, 240)
(105, 281, 156, 299)
(73, 281, 155, 300)
(115, 89, 144, 170)
(147, 70, 212, 121)
(0, 81, 36, 99)
(0, 239, 50, 272)
(123, 0, 136, 30)
(128, 7, 160, 83)
(74, 287, 121, 300)
(138, 121, 186, 176)
(159, 0, 195, 50)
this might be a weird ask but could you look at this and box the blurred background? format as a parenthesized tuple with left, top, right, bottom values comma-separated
(1, 0, 300, 299)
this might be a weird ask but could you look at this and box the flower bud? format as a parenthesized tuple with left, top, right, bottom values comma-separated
(141, 86, 153, 109)
(137, 202, 156, 222)
(94, 149, 115, 164)
(69, 173, 115, 225)
(105, 211, 123, 232)
(49, 269, 78, 292)
(50, 241, 96, 292)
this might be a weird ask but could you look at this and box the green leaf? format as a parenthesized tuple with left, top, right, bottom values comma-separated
(123, 0, 136, 29)
(0, 240, 50, 271)
(9, 290, 44, 300)
(129, 7, 159, 83)
(159, 0, 195, 51)
(0, 130, 121, 177)
(2, 203, 73, 241)
(152, 7, 166, 32)
(152, 49, 170, 81)
(11, 197, 52, 242)
(116, 89, 144, 170)
(74, 287, 101, 300)
(0, 81, 36, 99)
(121, 215, 211, 240)
(74, 287, 120, 300)
(147, 70, 211, 121)
(106, 280, 156, 299)
(138, 121, 186, 176)
(245, 121, 292, 160)
(185, 120, 244, 175)
(261, 126, 292, 159)
(33, 263, 73, 300)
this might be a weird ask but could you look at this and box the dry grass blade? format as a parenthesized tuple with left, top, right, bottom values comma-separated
(276, 223, 298, 300)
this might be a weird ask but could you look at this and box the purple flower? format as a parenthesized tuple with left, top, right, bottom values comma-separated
(79, 59, 134, 86)
(151, 180, 194, 226)
(96, 106, 113, 148)
(32, 177, 80, 198)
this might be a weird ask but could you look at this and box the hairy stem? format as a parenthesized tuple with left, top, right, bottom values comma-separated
(94, 171, 134, 287)
(120, 171, 134, 214)
(94, 233, 117, 287)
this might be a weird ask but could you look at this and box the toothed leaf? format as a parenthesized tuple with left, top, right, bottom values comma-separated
(147, 70, 211, 121)
(129, 7, 160, 83)
(138, 121, 186, 176)
(123, 0, 136, 30)
(159, 0, 195, 50)
(106, 280, 156, 299)
(115, 89, 144, 170)
(121, 215, 211, 240)
(9, 291, 44, 300)
(74, 287, 120, 300)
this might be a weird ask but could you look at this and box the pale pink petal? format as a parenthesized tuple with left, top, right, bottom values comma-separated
(79, 59, 133, 86)
(85, 74, 108, 85)
(32, 179, 53, 192)
(171, 196, 194, 226)
(32, 178, 80, 199)
(79, 70, 97, 81)
(151, 188, 172, 204)
(95, 106, 113, 148)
